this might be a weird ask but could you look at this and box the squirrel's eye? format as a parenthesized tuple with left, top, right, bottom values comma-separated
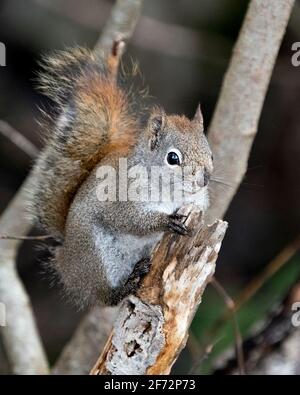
(166, 149, 182, 166)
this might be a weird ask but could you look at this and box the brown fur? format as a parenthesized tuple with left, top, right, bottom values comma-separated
(30, 48, 139, 236)
(167, 115, 192, 132)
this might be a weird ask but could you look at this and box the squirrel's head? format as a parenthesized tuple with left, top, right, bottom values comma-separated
(136, 104, 213, 209)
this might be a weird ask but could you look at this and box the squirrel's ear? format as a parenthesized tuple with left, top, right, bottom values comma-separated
(148, 108, 166, 150)
(193, 103, 204, 130)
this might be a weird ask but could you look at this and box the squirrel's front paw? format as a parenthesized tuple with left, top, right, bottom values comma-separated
(168, 213, 191, 236)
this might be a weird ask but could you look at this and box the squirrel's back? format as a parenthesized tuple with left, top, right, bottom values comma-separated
(30, 47, 139, 236)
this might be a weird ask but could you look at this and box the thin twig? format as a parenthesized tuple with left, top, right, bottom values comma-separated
(188, 340, 220, 375)
(209, 234, 300, 341)
(234, 234, 300, 313)
(0, 120, 39, 158)
(0, 234, 54, 241)
(186, 332, 203, 365)
(210, 277, 245, 375)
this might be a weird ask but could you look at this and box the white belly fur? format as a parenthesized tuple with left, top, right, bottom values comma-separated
(94, 230, 162, 289)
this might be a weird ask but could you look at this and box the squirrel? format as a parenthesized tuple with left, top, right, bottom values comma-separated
(29, 41, 213, 308)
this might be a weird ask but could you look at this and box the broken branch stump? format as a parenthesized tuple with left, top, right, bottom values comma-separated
(91, 205, 228, 375)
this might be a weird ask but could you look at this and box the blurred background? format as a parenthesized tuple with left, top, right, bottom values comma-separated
(0, 0, 300, 374)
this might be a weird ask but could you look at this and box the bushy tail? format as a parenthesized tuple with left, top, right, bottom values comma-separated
(30, 46, 139, 236)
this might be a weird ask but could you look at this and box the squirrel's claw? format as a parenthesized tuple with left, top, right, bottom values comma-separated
(131, 257, 151, 279)
(168, 214, 191, 236)
(127, 257, 151, 287)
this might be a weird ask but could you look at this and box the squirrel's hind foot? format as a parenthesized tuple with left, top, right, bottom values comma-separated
(108, 257, 151, 305)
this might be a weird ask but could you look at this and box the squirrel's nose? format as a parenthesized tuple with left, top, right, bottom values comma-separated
(197, 167, 210, 188)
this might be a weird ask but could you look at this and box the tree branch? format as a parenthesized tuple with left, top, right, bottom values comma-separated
(90, 207, 227, 375)
(0, 120, 39, 158)
(94, 0, 143, 56)
(0, 176, 49, 374)
(207, 0, 295, 222)
(52, 307, 117, 375)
